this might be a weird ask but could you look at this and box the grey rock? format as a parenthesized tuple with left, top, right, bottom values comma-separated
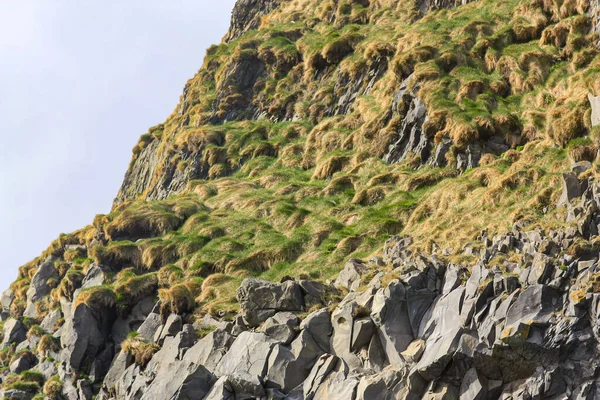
(383, 236, 413, 264)
(459, 368, 487, 400)
(237, 278, 304, 327)
(0, 389, 30, 399)
(330, 295, 360, 368)
(504, 285, 562, 333)
(203, 376, 235, 400)
(417, 327, 463, 381)
(137, 311, 163, 342)
(266, 344, 309, 393)
(423, 380, 460, 399)
(158, 313, 183, 343)
(300, 308, 332, 353)
(24, 256, 59, 318)
(183, 328, 235, 374)
(141, 357, 216, 400)
(216, 331, 276, 377)
(111, 296, 155, 347)
(384, 75, 431, 165)
(371, 281, 427, 365)
(304, 354, 339, 400)
(9, 352, 36, 373)
(38, 358, 58, 380)
(40, 309, 62, 334)
(2, 318, 26, 347)
(401, 339, 425, 364)
(60, 302, 116, 370)
(259, 311, 299, 345)
(100, 351, 130, 392)
(266, 329, 327, 392)
(356, 369, 406, 400)
(588, 93, 600, 127)
(528, 252, 553, 285)
(335, 259, 369, 291)
(78, 379, 94, 400)
(299, 280, 326, 308)
(1, 288, 14, 313)
(572, 161, 592, 176)
(558, 172, 585, 207)
(351, 317, 375, 351)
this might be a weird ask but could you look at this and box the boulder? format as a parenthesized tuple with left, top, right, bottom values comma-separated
(137, 311, 163, 342)
(330, 296, 361, 368)
(0, 389, 30, 399)
(503, 285, 562, 337)
(299, 280, 326, 308)
(38, 359, 58, 380)
(266, 327, 326, 393)
(9, 352, 36, 373)
(204, 373, 265, 400)
(259, 311, 299, 345)
(371, 281, 434, 366)
(1, 318, 26, 347)
(383, 236, 413, 265)
(78, 380, 94, 400)
(157, 313, 183, 343)
(141, 356, 216, 400)
(40, 309, 62, 334)
(304, 354, 340, 400)
(24, 256, 59, 318)
(1, 288, 14, 313)
(557, 172, 585, 207)
(335, 259, 369, 291)
(459, 368, 488, 400)
(111, 296, 155, 347)
(60, 302, 116, 370)
(216, 331, 276, 377)
(417, 327, 463, 381)
(402, 339, 425, 364)
(300, 308, 332, 353)
(183, 329, 235, 374)
(423, 381, 460, 399)
(351, 318, 375, 351)
(528, 253, 553, 285)
(356, 369, 406, 400)
(237, 278, 304, 327)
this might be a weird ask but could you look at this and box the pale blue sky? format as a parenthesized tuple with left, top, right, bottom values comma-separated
(0, 2, 236, 292)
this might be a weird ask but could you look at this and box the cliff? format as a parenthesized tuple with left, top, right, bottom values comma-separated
(3, 0, 600, 398)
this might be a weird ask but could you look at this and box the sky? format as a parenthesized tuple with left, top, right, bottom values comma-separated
(0, 1, 236, 293)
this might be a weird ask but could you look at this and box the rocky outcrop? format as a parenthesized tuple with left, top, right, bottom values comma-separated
(7, 171, 600, 399)
(23, 256, 59, 318)
(224, 0, 281, 43)
(237, 278, 305, 327)
(384, 76, 432, 165)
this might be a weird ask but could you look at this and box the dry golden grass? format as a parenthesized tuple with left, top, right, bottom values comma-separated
(159, 284, 195, 318)
(121, 335, 160, 368)
(74, 286, 116, 312)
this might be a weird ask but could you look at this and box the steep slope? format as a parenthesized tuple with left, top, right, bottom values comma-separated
(3, 0, 600, 398)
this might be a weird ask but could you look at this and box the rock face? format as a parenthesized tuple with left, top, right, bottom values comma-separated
(8, 0, 600, 398)
(61, 302, 117, 371)
(88, 172, 600, 399)
(384, 77, 432, 165)
(12, 180, 600, 400)
(237, 278, 305, 327)
(24, 256, 59, 318)
(224, 0, 281, 42)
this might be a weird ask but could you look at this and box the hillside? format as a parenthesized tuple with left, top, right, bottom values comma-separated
(2, 0, 600, 398)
